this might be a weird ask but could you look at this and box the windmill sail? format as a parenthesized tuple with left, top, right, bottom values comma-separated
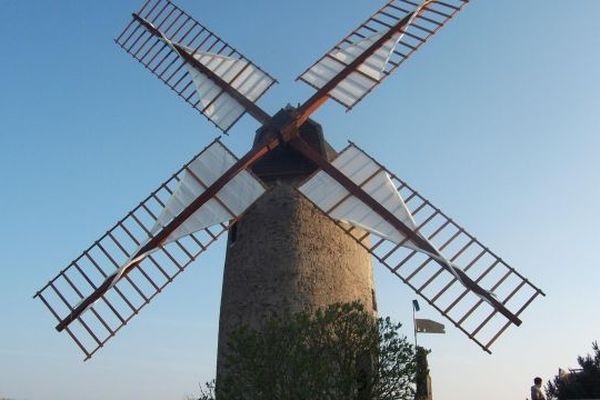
(150, 140, 266, 243)
(184, 52, 274, 131)
(298, 142, 545, 353)
(34, 139, 265, 360)
(298, 0, 469, 110)
(115, 0, 276, 132)
(298, 150, 419, 247)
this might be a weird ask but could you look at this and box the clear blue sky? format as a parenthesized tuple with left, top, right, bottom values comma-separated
(1, 1, 599, 399)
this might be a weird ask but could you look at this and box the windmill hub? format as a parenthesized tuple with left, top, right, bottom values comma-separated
(253, 110, 334, 183)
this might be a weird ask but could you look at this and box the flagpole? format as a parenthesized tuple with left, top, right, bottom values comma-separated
(413, 301, 418, 348)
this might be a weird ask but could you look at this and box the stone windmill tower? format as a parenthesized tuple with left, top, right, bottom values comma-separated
(35, 0, 545, 375)
(218, 119, 376, 372)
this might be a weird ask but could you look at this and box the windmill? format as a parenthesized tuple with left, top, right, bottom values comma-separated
(34, 0, 545, 373)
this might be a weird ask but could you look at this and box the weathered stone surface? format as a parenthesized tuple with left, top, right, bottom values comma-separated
(216, 182, 375, 375)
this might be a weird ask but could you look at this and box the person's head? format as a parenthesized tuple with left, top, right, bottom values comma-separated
(534, 377, 543, 386)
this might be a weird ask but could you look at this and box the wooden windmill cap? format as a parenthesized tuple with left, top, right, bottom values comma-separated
(252, 106, 336, 183)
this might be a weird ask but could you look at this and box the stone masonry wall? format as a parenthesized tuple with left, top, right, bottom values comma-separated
(216, 181, 375, 375)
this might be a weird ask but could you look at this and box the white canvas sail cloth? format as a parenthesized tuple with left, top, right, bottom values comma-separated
(297, 144, 465, 283)
(299, 0, 435, 110)
(299, 146, 417, 247)
(300, 31, 401, 109)
(185, 52, 274, 131)
(143, 16, 275, 132)
(150, 140, 265, 243)
(68, 140, 266, 320)
(112, 141, 266, 285)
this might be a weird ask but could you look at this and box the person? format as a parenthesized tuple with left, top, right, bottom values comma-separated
(531, 377, 546, 400)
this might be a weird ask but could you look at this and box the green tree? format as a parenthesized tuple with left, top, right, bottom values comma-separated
(546, 341, 600, 400)
(196, 302, 416, 400)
